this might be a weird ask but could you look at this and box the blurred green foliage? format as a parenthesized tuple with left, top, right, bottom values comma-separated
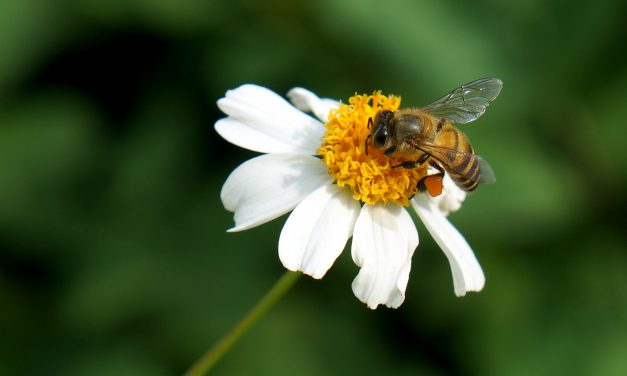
(1, 0, 626, 375)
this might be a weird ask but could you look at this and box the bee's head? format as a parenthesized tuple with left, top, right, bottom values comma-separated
(371, 110, 394, 149)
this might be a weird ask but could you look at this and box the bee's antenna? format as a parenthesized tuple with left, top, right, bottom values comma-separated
(365, 134, 371, 155)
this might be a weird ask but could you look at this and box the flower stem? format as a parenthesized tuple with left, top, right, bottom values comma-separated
(183, 271, 301, 376)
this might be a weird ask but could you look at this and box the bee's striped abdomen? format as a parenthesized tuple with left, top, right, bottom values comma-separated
(440, 127, 481, 192)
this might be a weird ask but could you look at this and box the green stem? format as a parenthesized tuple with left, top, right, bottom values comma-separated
(183, 271, 301, 376)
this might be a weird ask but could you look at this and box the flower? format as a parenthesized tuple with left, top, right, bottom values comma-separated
(216, 84, 485, 309)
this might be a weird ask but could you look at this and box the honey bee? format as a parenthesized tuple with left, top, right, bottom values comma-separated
(367, 78, 502, 195)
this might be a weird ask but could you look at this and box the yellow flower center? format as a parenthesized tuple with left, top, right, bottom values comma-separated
(317, 92, 428, 206)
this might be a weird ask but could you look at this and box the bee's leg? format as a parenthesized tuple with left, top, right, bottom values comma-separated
(383, 146, 397, 156)
(429, 160, 445, 176)
(393, 152, 430, 169)
(417, 176, 428, 193)
(393, 160, 416, 169)
(417, 161, 446, 196)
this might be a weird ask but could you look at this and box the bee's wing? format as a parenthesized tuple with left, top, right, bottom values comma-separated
(421, 78, 503, 124)
(477, 155, 495, 184)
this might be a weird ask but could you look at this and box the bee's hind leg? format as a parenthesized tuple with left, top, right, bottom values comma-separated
(417, 161, 446, 197)
(428, 160, 445, 175)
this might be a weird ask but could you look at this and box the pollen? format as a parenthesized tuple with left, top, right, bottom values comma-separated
(317, 92, 428, 206)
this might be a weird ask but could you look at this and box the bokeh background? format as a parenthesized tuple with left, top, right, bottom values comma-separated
(1, 0, 626, 375)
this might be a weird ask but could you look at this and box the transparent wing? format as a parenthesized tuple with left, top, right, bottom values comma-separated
(477, 156, 496, 184)
(422, 78, 503, 124)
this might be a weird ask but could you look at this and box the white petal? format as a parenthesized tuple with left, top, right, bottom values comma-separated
(411, 196, 485, 296)
(221, 154, 332, 232)
(279, 184, 360, 279)
(287, 87, 341, 122)
(216, 84, 325, 154)
(351, 204, 418, 309)
(215, 118, 302, 154)
(438, 174, 467, 215)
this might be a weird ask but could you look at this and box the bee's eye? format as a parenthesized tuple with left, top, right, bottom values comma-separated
(373, 129, 388, 148)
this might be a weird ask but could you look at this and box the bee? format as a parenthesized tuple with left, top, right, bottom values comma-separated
(366, 78, 502, 195)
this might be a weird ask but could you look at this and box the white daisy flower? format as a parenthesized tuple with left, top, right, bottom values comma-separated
(216, 84, 485, 309)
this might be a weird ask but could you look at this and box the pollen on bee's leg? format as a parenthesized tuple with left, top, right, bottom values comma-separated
(317, 91, 429, 206)
(418, 174, 444, 197)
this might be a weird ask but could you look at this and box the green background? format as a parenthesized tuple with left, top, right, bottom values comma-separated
(1, 0, 626, 375)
